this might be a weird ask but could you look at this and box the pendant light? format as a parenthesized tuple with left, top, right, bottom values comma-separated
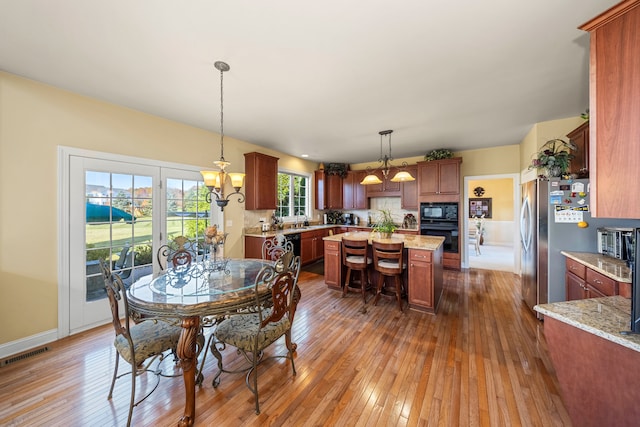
(200, 61, 245, 211)
(360, 130, 415, 185)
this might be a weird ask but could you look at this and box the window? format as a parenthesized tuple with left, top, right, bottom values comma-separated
(276, 172, 310, 219)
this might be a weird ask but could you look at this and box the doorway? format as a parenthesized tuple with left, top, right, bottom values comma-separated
(59, 147, 218, 337)
(462, 173, 520, 273)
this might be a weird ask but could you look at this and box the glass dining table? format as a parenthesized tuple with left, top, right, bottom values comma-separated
(127, 258, 275, 427)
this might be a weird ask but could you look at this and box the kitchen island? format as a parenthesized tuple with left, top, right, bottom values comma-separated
(323, 231, 445, 313)
(535, 296, 640, 427)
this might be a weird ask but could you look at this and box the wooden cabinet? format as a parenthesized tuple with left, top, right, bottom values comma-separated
(580, 1, 640, 218)
(342, 170, 368, 210)
(315, 170, 343, 210)
(301, 229, 329, 265)
(400, 165, 419, 209)
(244, 235, 266, 259)
(564, 257, 627, 300)
(244, 152, 278, 210)
(417, 158, 461, 202)
(364, 170, 401, 197)
(407, 249, 434, 309)
(323, 240, 343, 290)
(566, 121, 589, 177)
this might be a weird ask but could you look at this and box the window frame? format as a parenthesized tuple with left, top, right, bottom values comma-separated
(276, 169, 312, 221)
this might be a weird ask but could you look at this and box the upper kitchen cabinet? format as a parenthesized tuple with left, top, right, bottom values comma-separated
(417, 158, 462, 202)
(244, 152, 279, 210)
(580, 0, 640, 218)
(315, 170, 343, 210)
(401, 165, 419, 209)
(365, 169, 401, 197)
(566, 121, 589, 178)
(343, 170, 368, 210)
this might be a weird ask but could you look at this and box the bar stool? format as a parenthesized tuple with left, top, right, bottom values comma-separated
(371, 240, 406, 311)
(341, 237, 372, 302)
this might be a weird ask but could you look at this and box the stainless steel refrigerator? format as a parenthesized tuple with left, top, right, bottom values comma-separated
(520, 178, 640, 318)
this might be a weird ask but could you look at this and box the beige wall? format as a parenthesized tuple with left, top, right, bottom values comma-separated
(468, 178, 514, 221)
(0, 72, 316, 345)
(0, 69, 589, 350)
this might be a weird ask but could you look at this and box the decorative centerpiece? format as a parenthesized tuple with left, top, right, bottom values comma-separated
(372, 209, 397, 238)
(204, 225, 229, 273)
(529, 138, 576, 178)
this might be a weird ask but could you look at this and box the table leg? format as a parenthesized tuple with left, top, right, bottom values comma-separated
(177, 316, 200, 427)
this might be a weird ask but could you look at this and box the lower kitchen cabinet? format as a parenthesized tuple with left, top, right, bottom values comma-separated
(407, 247, 443, 313)
(301, 229, 329, 265)
(565, 257, 630, 300)
(245, 235, 266, 259)
(323, 240, 343, 289)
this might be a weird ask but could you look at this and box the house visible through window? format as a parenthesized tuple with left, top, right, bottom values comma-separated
(276, 172, 309, 220)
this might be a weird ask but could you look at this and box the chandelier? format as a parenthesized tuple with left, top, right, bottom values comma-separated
(360, 130, 415, 185)
(200, 61, 245, 211)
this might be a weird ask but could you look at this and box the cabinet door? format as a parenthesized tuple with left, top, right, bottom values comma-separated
(401, 166, 418, 209)
(408, 249, 434, 308)
(326, 174, 343, 209)
(342, 172, 355, 209)
(438, 160, 460, 195)
(353, 170, 368, 209)
(324, 241, 342, 289)
(566, 121, 589, 177)
(301, 235, 314, 264)
(244, 152, 278, 210)
(580, 5, 640, 218)
(418, 162, 439, 196)
(244, 236, 266, 259)
(566, 272, 587, 301)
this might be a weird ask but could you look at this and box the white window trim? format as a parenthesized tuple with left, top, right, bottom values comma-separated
(276, 168, 312, 222)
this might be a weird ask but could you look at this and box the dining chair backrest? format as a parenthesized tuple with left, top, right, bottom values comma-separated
(262, 234, 294, 261)
(100, 259, 131, 339)
(157, 236, 198, 271)
(371, 240, 405, 275)
(342, 237, 369, 267)
(255, 266, 296, 327)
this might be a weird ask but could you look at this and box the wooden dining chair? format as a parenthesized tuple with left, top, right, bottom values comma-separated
(261, 234, 294, 261)
(341, 237, 372, 302)
(212, 265, 298, 414)
(99, 260, 182, 427)
(371, 240, 406, 311)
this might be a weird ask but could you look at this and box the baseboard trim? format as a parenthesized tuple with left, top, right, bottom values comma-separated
(0, 329, 58, 360)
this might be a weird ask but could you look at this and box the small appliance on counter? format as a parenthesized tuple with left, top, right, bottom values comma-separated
(597, 227, 634, 261)
(402, 213, 417, 229)
(343, 213, 354, 225)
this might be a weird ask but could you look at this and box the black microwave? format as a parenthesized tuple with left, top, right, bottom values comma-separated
(420, 202, 458, 222)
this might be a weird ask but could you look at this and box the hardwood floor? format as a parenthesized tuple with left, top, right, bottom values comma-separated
(0, 267, 571, 426)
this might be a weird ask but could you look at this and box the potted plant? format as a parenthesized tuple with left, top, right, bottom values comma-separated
(424, 148, 454, 161)
(529, 138, 576, 178)
(372, 209, 397, 238)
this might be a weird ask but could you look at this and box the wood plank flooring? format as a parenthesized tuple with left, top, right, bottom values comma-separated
(0, 267, 572, 426)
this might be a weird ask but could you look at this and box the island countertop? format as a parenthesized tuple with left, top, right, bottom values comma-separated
(323, 231, 445, 251)
(535, 296, 640, 352)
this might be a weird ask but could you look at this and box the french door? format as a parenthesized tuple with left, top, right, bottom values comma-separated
(64, 151, 215, 334)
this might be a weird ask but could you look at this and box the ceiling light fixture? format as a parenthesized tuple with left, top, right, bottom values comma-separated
(200, 61, 245, 211)
(360, 130, 415, 185)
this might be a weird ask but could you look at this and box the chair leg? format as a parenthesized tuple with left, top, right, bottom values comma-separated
(395, 275, 403, 312)
(373, 274, 384, 306)
(108, 354, 120, 399)
(127, 363, 136, 427)
(361, 268, 368, 303)
(342, 268, 352, 297)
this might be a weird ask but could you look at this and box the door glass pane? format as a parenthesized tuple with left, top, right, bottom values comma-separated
(166, 178, 211, 246)
(85, 171, 153, 301)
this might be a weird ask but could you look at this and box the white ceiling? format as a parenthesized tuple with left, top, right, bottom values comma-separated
(0, 0, 613, 164)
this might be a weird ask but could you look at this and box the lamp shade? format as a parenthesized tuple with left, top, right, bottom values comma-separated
(390, 170, 415, 182)
(360, 174, 383, 185)
(227, 172, 245, 189)
(201, 170, 222, 189)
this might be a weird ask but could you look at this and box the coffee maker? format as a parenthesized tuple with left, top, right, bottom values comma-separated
(343, 213, 354, 225)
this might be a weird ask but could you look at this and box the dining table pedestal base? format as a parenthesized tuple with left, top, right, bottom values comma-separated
(177, 315, 200, 427)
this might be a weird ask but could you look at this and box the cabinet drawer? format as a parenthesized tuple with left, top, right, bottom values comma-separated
(586, 269, 616, 296)
(325, 240, 341, 251)
(566, 258, 586, 280)
(409, 249, 432, 263)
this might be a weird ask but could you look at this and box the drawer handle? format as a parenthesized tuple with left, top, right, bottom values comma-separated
(595, 279, 602, 285)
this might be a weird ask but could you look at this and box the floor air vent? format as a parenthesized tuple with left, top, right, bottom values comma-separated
(2, 346, 49, 366)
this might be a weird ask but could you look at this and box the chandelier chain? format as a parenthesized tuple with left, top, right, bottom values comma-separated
(219, 64, 225, 162)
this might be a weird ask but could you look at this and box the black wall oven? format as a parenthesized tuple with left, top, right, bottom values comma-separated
(420, 202, 459, 254)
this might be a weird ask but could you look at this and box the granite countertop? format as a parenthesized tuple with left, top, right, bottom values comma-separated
(535, 296, 640, 352)
(323, 231, 444, 251)
(244, 224, 419, 238)
(561, 251, 632, 283)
